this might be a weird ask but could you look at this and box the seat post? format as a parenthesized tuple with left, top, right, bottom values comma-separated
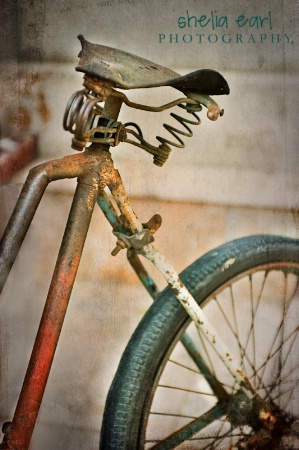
(101, 94, 123, 122)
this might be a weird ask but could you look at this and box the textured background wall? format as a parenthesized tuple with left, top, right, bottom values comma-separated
(0, 2, 298, 449)
(0, 0, 298, 208)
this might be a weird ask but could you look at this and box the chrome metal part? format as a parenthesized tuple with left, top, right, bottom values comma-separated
(180, 332, 230, 401)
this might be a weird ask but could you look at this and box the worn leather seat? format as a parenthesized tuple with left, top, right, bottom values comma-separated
(76, 35, 229, 96)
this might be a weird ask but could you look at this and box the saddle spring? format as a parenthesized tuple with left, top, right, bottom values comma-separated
(63, 88, 203, 166)
(63, 89, 123, 151)
(124, 101, 202, 166)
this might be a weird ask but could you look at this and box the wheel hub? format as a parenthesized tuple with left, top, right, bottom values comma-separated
(227, 390, 297, 449)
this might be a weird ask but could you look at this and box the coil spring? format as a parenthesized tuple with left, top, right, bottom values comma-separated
(154, 102, 202, 166)
(63, 90, 103, 151)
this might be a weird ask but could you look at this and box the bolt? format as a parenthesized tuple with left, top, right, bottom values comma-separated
(111, 239, 127, 256)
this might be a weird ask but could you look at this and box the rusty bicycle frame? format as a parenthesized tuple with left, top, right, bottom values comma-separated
(0, 38, 271, 449)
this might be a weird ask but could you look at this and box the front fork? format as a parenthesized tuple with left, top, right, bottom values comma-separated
(102, 183, 285, 439)
(100, 185, 255, 398)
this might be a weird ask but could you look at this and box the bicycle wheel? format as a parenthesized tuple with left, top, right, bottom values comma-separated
(100, 235, 299, 450)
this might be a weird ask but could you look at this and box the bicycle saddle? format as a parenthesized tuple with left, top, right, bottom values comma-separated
(76, 35, 229, 95)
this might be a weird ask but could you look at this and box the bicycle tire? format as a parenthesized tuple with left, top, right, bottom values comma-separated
(100, 235, 299, 450)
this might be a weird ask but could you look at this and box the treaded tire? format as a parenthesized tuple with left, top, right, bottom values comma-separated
(100, 235, 299, 449)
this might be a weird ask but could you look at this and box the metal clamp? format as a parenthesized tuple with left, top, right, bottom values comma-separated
(111, 229, 154, 256)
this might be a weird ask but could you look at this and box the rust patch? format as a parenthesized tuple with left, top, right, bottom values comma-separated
(37, 91, 50, 123)
(143, 214, 162, 234)
(86, 187, 97, 212)
(260, 410, 276, 429)
(236, 368, 248, 379)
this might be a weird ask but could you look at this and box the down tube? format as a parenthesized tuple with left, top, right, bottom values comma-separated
(2, 179, 99, 450)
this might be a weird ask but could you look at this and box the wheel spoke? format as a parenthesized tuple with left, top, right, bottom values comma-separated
(264, 358, 299, 401)
(101, 238, 299, 450)
(254, 325, 299, 399)
(213, 289, 262, 389)
(169, 358, 202, 375)
(157, 384, 215, 397)
(214, 294, 245, 369)
(147, 390, 258, 450)
(197, 326, 216, 377)
(211, 273, 269, 394)
(249, 275, 257, 385)
(258, 273, 297, 391)
(229, 285, 242, 368)
(270, 377, 299, 403)
(147, 402, 226, 450)
(239, 272, 267, 386)
(180, 332, 230, 400)
(146, 269, 299, 448)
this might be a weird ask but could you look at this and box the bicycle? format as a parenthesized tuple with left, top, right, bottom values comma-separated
(0, 34, 298, 449)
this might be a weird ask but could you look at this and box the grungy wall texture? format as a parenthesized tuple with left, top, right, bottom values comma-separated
(0, 2, 298, 449)
(1, 0, 297, 71)
(0, 0, 298, 208)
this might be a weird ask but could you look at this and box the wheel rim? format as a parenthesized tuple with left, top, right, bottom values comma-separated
(141, 264, 299, 449)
